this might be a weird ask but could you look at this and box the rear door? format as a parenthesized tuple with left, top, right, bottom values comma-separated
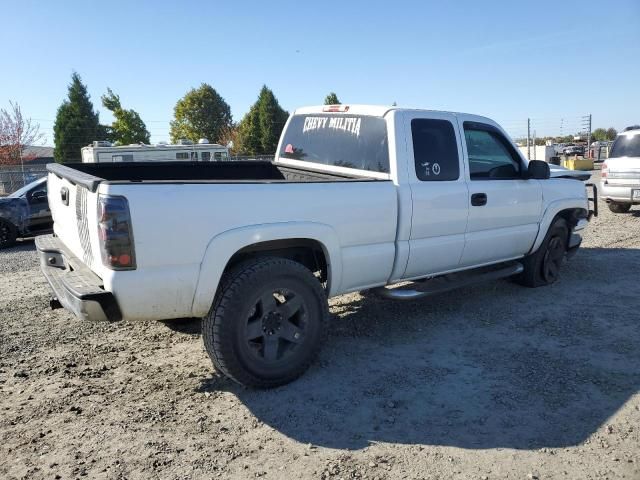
(457, 117, 542, 266)
(402, 112, 469, 278)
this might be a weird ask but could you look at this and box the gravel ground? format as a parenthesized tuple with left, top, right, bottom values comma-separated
(1, 172, 639, 480)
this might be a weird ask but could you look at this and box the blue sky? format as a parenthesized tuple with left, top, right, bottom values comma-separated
(2, 0, 639, 144)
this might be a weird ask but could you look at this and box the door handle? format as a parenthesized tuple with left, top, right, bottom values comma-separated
(471, 193, 487, 206)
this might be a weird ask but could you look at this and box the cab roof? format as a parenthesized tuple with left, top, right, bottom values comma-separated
(293, 104, 494, 124)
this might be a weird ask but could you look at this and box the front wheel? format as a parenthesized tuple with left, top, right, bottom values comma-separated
(0, 219, 17, 249)
(516, 218, 568, 288)
(202, 257, 329, 388)
(608, 202, 631, 214)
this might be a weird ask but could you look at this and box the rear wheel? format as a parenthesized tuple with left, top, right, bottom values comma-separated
(202, 257, 329, 388)
(608, 202, 631, 214)
(516, 218, 568, 288)
(0, 219, 17, 249)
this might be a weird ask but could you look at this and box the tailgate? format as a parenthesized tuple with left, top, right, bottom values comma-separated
(47, 171, 102, 276)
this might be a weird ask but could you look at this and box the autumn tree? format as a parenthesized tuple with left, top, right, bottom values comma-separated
(235, 86, 288, 155)
(101, 88, 150, 145)
(169, 84, 232, 144)
(53, 72, 105, 162)
(0, 101, 45, 165)
(324, 92, 341, 105)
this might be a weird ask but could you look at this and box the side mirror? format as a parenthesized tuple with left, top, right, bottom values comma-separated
(31, 190, 47, 203)
(527, 160, 550, 180)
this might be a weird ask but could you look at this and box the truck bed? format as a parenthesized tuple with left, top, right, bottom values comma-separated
(47, 161, 372, 192)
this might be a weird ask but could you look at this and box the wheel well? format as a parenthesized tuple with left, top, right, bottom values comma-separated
(225, 238, 329, 287)
(556, 208, 587, 244)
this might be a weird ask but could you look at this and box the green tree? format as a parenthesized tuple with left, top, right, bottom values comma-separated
(606, 127, 617, 141)
(101, 88, 150, 145)
(169, 84, 232, 144)
(236, 86, 288, 155)
(53, 72, 105, 162)
(324, 92, 341, 105)
(592, 128, 608, 142)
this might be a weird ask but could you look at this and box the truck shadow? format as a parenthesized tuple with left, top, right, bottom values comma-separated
(198, 246, 640, 450)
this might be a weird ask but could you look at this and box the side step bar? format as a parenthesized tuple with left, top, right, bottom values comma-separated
(372, 261, 524, 301)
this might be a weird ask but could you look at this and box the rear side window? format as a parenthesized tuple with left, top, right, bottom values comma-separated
(201, 152, 211, 161)
(411, 119, 459, 181)
(279, 114, 390, 173)
(176, 152, 189, 160)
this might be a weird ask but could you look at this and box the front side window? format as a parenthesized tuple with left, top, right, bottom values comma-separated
(176, 152, 189, 160)
(609, 134, 640, 158)
(112, 154, 133, 163)
(201, 152, 211, 161)
(463, 123, 522, 180)
(214, 152, 222, 161)
(279, 114, 390, 173)
(411, 119, 459, 181)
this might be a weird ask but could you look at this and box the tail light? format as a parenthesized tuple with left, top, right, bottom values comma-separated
(601, 163, 608, 178)
(97, 195, 136, 270)
(322, 105, 349, 112)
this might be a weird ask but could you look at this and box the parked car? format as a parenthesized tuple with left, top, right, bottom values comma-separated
(600, 126, 640, 213)
(0, 177, 52, 248)
(563, 145, 585, 156)
(37, 105, 595, 388)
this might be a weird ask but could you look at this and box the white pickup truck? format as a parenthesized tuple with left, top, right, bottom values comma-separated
(37, 105, 596, 388)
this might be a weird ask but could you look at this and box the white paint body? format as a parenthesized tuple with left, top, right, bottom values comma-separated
(599, 129, 640, 204)
(48, 105, 590, 321)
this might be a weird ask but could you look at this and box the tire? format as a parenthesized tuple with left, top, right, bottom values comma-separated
(0, 219, 17, 249)
(516, 218, 568, 288)
(608, 202, 631, 214)
(202, 257, 329, 388)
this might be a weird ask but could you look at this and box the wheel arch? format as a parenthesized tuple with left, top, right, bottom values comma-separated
(190, 222, 342, 317)
(530, 200, 588, 254)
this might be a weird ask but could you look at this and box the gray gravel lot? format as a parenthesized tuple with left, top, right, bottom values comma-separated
(1, 172, 639, 480)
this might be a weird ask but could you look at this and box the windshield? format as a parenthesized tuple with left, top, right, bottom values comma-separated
(279, 114, 390, 174)
(609, 134, 640, 158)
(8, 178, 45, 198)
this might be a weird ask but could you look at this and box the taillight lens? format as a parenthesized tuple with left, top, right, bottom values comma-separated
(97, 195, 136, 270)
(601, 163, 608, 178)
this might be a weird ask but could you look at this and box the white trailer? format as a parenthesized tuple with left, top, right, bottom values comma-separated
(81, 139, 230, 163)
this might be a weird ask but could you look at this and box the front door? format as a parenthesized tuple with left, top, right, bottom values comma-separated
(403, 112, 469, 279)
(26, 182, 51, 232)
(457, 117, 542, 266)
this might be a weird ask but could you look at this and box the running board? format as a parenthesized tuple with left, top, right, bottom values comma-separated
(372, 262, 524, 300)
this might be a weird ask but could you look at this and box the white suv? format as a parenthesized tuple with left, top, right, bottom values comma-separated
(601, 127, 640, 213)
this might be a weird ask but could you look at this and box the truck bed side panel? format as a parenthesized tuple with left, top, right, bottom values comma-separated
(100, 181, 397, 320)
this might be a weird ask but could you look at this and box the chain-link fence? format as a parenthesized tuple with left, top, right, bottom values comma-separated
(0, 165, 49, 196)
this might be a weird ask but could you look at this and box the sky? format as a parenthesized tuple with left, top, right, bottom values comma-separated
(1, 0, 639, 144)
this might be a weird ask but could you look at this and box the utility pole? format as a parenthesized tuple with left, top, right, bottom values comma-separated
(527, 118, 531, 160)
(581, 113, 592, 147)
(533, 130, 536, 160)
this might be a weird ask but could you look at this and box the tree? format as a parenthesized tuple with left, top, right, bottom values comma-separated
(324, 92, 341, 105)
(53, 72, 105, 162)
(169, 84, 232, 144)
(592, 127, 618, 142)
(0, 101, 44, 165)
(101, 88, 150, 145)
(235, 86, 288, 155)
(592, 128, 608, 142)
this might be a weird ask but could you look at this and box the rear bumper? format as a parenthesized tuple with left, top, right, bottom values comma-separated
(36, 235, 122, 322)
(599, 181, 640, 204)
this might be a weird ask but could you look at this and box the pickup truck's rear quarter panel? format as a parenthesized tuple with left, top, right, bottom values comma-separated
(101, 180, 398, 320)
